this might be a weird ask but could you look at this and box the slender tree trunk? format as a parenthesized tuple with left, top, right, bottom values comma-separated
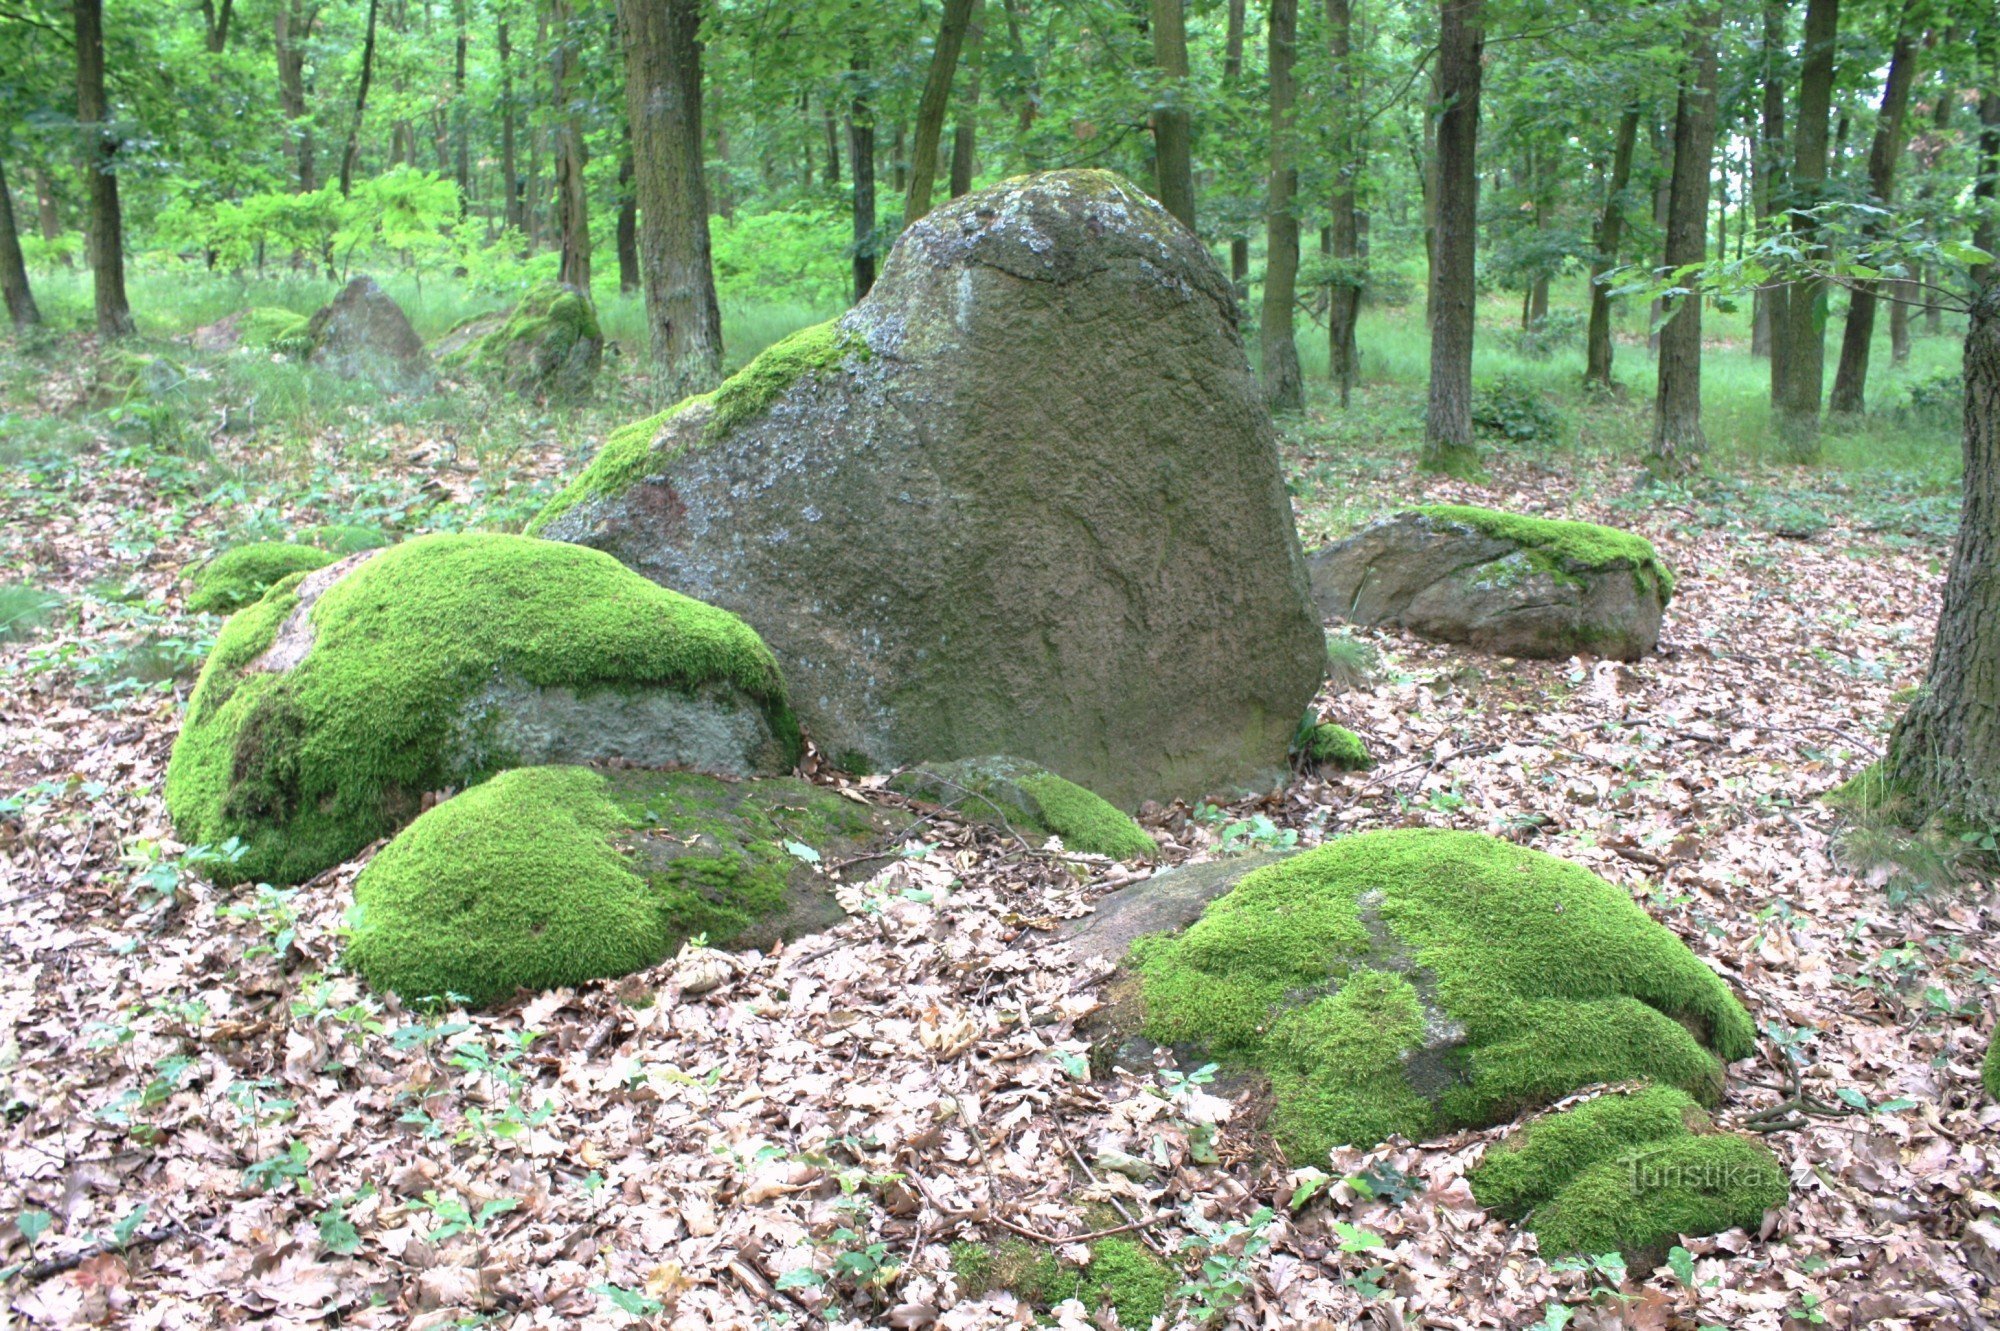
(1829, 8, 1920, 416)
(32, 166, 62, 249)
(823, 98, 841, 186)
(1756, 0, 1790, 369)
(275, 1, 318, 191)
(339, 0, 381, 197)
(1225, 0, 1248, 290)
(616, 0, 723, 397)
(1261, 0, 1303, 412)
(0, 153, 41, 330)
(1325, 0, 1362, 406)
(849, 52, 878, 301)
(202, 0, 236, 51)
(949, 0, 985, 198)
(1648, 120, 1669, 353)
(74, 0, 133, 338)
(1585, 105, 1641, 390)
(904, 0, 976, 226)
(1422, 0, 1483, 473)
(616, 147, 639, 294)
(499, 18, 521, 233)
(1652, 5, 1722, 469)
(452, 0, 470, 213)
(551, 0, 590, 290)
(1150, 0, 1196, 229)
(1775, 0, 1839, 459)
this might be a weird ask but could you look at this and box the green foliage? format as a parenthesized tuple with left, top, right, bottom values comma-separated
(302, 524, 392, 555)
(0, 583, 63, 643)
(1303, 722, 1371, 771)
(1985, 1034, 2000, 1101)
(186, 543, 336, 615)
(1897, 370, 1964, 430)
(1471, 374, 1565, 444)
(1131, 830, 1755, 1161)
(710, 206, 853, 308)
(1324, 631, 1380, 692)
(1512, 310, 1587, 361)
(165, 533, 798, 886)
(1413, 504, 1676, 600)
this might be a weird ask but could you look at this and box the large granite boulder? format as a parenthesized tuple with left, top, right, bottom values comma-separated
(1069, 829, 1754, 1163)
(305, 276, 432, 390)
(530, 170, 1324, 808)
(1308, 505, 1674, 660)
(437, 282, 602, 398)
(165, 533, 799, 887)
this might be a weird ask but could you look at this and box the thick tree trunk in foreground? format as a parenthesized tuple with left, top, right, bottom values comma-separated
(1422, 0, 1483, 473)
(849, 52, 877, 302)
(1151, 0, 1195, 229)
(1652, 6, 1721, 468)
(1584, 105, 1641, 390)
(551, 0, 591, 291)
(1774, 0, 1838, 459)
(1260, 0, 1303, 412)
(1754, 0, 1788, 368)
(1829, 7, 1920, 417)
(904, 0, 976, 226)
(338, 0, 381, 197)
(617, 0, 723, 398)
(1324, 0, 1362, 406)
(0, 153, 41, 330)
(75, 0, 133, 338)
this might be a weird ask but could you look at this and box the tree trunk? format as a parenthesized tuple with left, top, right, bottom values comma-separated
(949, 0, 985, 199)
(1225, 0, 1248, 291)
(1150, 0, 1195, 229)
(500, 17, 521, 232)
(0, 152, 41, 330)
(1260, 0, 1303, 412)
(201, 0, 236, 51)
(551, 0, 590, 291)
(1324, 0, 1362, 406)
(275, 1, 318, 192)
(1829, 5, 1920, 417)
(904, 0, 976, 226)
(1422, 0, 1482, 473)
(1651, 5, 1721, 469)
(616, 0, 723, 397)
(339, 0, 381, 197)
(1585, 105, 1641, 390)
(74, 0, 133, 338)
(1774, 0, 1838, 459)
(849, 52, 878, 301)
(823, 99, 841, 186)
(616, 148, 639, 294)
(1648, 119, 1669, 353)
(1756, 0, 1789, 368)
(452, 0, 470, 213)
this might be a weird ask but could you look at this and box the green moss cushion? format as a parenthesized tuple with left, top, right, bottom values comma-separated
(1131, 829, 1755, 1161)
(1304, 722, 1371, 771)
(949, 1235, 1173, 1323)
(347, 765, 885, 1007)
(441, 281, 603, 398)
(1412, 504, 1675, 600)
(889, 755, 1155, 859)
(166, 533, 800, 886)
(187, 543, 336, 614)
(1472, 1086, 1788, 1259)
(1985, 1033, 2000, 1100)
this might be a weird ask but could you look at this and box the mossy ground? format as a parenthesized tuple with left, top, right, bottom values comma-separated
(526, 318, 866, 534)
(1303, 721, 1371, 771)
(890, 756, 1155, 860)
(1985, 1034, 2000, 1100)
(165, 533, 798, 886)
(1473, 1086, 1787, 1259)
(1131, 830, 1754, 1162)
(186, 542, 335, 614)
(1414, 503, 1675, 600)
(949, 1234, 1173, 1322)
(346, 765, 870, 1007)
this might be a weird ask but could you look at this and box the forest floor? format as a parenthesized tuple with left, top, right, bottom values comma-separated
(0, 325, 1995, 1331)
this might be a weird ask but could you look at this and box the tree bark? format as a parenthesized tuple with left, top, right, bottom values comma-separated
(499, 17, 521, 232)
(1324, 0, 1362, 406)
(1261, 0, 1303, 412)
(0, 152, 41, 330)
(339, 0, 381, 197)
(823, 98, 841, 186)
(616, 148, 639, 294)
(949, 0, 985, 198)
(1829, 5, 1920, 417)
(616, 0, 723, 397)
(1225, 0, 1248, 290)
(1584, 105, 1641, 390)
(1774, 0, 1838, 459)
(74, 0, 133, 338)
(904, 0, 976, 226)
(1150, 0, 1195, 229)
(1755, 0, 1789, 366)
(275, 1, 318, 191)
(1648, 119, 1669, 353)
(551, 0, 590, 291)
(452, 0, 470, 213)
(849, 51, 877, 302)
(201, 0, 235, 52)
(1422, 0, 1482, 473)
(1651, 4, 1721, 469)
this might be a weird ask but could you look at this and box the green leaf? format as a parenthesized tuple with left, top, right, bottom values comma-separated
(593, 1283, 666, 1315)
(1533, 1304, 1574, 1331)
(1668, 1245, 1695, 1288)
(1835, 1087, 1871, 1110)
(1331, 1220, 1384, 1251)
(774, 1267, 826, 1290)
(783, 840, 822, 866)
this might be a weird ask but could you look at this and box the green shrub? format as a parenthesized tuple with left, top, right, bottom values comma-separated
(1471, 374, 1564, 444)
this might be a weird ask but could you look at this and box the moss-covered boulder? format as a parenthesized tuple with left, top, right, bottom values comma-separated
(1302, 721, 1371, 771)
(890, 755, 1155, 859)
(1308, 506, 1674, 660)
(304, 275, 432, 391)
(187, 543, 336, 615)
(949, 1235, 1173, 1323)
(438, 282, 602, 398)
(529, 170, 1325, 809)
(347, 765, 896, 1007)
(1471, 1085, 1788, 1262)
(165, 533, 800, 886)
(1113, 829, 1753, 1163)
(190, 307, 312, 356)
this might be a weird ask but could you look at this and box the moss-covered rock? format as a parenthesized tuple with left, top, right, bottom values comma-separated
(302, 523, 392, 555)
(949, 1235, 1174, 1323)
(438, 282, 603, 398)
(1127, 830, 1755, 1162)
(890, 755, 1155, 859)
(347, 765, 893, 1007)
(1984, 1032, 2000, 1100)
(1309, 506, 1674, 661)
(529, 170, 1326, 810)
(304, 275, 432, 391)
(187, 543, 336, 615)
(1472, 1085, 1788, 1261)
(1303, 722, 1371, 771)
(166, 533, 800, 886)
